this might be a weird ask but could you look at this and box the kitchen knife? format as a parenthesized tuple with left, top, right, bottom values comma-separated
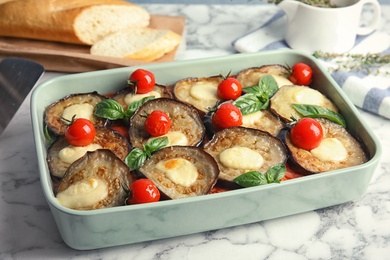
(0, 57, 45, 134)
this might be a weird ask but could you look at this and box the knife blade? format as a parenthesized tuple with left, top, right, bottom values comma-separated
(0, 57, 45, 134)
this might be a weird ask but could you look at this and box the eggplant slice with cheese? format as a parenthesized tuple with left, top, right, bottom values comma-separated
(47, 126, 131, 178)
(56, 149, 131, 210)
(129, 98, 206, 149)
(45, 92, 108, 135)
(138, 146, 219, 199)
(241, 109, 285, 137)
(270, 85, 339, 122)
(203, 127, 288, 186)
(282, 118, 368, 175)
(113, 84, 172, 111)
(173, 75, 224, 115)
(236, 64, 292, 88)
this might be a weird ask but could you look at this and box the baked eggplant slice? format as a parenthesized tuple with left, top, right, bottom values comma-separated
(241, 109, 285, 137)
(173, 75, 224, 115)
(112, 84, 172, 111)
(138, 146, 219, 199)
(203, 127, 288, 185)
(47, 126, 131, 178)
(236, 64, 292, 88)
(270, 85, 339, 122)
(129, 98, 206, 148)
(56, 149, 131, 210)
(283, 118, 368, 174)
(45, 92, 108, 135)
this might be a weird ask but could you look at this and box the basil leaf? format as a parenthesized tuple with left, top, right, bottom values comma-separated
(265, 163, 286, 184)
(233, 93, 263, 115)
(94, 99, 125, 120)
(242, 85, 262, 95)
(292, 104, 346, 127)
(125, 148, 147, 171)
(124, 96, 155, 121)
(144, 136, 169, 157)
(233, 171, 268, 187)
(259, 74, 278, 99)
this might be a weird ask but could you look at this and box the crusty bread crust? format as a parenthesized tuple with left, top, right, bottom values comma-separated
(0, 0, 150, 45)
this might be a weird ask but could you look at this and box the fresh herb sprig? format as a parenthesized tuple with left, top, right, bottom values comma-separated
(233, 163, 286, 187)
(125, 136, 168, 171)
(94, 96, 155, 122)
(267, 0, 336, 8)
(233, 74, 278, 115)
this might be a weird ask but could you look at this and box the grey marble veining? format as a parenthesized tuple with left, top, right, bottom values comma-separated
(0, 4, 389, 260)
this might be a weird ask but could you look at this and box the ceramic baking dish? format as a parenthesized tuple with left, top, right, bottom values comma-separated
(31, 50, 381, 250)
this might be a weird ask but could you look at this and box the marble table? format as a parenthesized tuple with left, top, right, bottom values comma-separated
(1, 4, 389, 260)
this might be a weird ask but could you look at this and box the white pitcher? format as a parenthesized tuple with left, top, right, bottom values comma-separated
(278, 0, 381, 53)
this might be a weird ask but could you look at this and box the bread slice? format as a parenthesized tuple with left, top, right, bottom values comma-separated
(90, 27, 182, 61)
(0, 0, 150, 45)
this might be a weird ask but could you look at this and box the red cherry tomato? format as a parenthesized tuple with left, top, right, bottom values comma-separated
(217, 77, 242, 100)
(65, 118, 96, 147)
(290, 118, 323, 150)
(212, 103, 243, 131)
(129, 69, 155, 94)
(127, 179, 160, 204)
(288, 62, 313, 86)
(144, 110, 171, 137)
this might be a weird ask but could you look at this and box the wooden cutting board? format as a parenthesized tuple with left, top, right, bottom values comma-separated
(0, 15, 185, 73)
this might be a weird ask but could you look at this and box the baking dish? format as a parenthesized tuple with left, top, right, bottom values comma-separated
(30, 50, 381, 250)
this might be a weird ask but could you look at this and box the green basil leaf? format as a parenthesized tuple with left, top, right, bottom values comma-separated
(124, 96, 155, 121)
(292, 104, 346, 127)
(265, 163, 286, 183)
(94, 99, 125, 120)
(125, 148, 147, 171)
(233, 93, 264, 115)
(242, 85, 262, 95)
(259, 74, 278, 99)
(144, 136, 169, 157)
(233, 171, 268, 187)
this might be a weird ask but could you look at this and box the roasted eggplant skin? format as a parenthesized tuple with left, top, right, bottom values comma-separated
(45, 92, 108, 135)
(129, 98, 206, 149)
(280, 118, 368, 175)
(203, 127, 288, 185)
(112, 84, 172, 111)
(56, 149, 131, 210)
(138, 146, 220, 199)
(47, 126, 131, 178)
(236, 64, 291, 88)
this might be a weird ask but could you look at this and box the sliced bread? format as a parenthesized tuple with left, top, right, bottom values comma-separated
(90, 27, 182, 61)
(0, 0, 150, 45)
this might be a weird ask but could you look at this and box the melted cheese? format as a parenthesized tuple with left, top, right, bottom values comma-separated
(148, 131, 188, 146)
(220, 146, 263, 170)
(242, 110, 264, 125)
(56, 178, 108, 209)
(272, 75, 293, 87)
(59, 144, 102, 164)
(189, 82, 219, 101)
(156, 158, 198, 187)
(292, 87, 324, 105)
(311, 138, 348, 162)
(124, 91, 160, 104)
(62, 103, 94, 121)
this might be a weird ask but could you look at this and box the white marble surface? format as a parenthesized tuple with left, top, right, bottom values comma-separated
(1, 3, 390, 260)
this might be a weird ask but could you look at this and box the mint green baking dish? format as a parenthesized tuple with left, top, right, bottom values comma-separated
(31, 50, 381, 250)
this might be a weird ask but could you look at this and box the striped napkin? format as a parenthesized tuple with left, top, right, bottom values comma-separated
(232, 9, 390, 119)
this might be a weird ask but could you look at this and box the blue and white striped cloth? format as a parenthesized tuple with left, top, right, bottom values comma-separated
(233, 10, 390, 119)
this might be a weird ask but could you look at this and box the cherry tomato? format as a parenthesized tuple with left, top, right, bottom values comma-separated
(212, 103, 243, 131)
(144, 110, 171, 137)
(129, 69, 155, 94)
(217, 77, 242, 100)
(127, 179, 160, 204)
(288, 62, 313, 86)
(65, 118, 96, 147)
(290, 118, 323, 150)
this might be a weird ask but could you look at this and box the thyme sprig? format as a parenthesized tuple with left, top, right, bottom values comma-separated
(313, 51, 390, 74)
(267, 0, 336, 8)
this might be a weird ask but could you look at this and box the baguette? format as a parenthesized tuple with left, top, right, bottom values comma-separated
(90, 27, 182, 61)
(0, 0, 150, 45)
